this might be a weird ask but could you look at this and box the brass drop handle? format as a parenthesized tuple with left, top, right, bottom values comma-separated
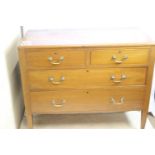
(48, 76, 65, 85)
(112, 55, 128, 64)
(52, 99, 66, 107)
(111, 74, 127, 83)
(48, 56, 64, 65)
(111, 97, 125, 105)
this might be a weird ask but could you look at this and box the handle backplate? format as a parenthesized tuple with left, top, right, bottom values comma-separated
(112, 55, 128, 64)
(111, 74, 127, 83)
(48, 76, 65, 85)
(111, 97, 125, 105)
(52, 99, 66, 107)
(48, 56, 64, 65)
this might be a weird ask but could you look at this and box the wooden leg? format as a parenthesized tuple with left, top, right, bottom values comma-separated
(141, 110, 148, 129)
(27, 114, 33, 129)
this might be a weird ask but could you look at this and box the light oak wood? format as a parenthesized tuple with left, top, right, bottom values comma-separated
(18, 48, 33, 128)
(141, 47, 155, 128)
(26, 48, 87, 69)
(91, 48, 149, 65)
(30, 87, 145, 113)
(18, 29, 155, 128)
(28, 68, 146, 90)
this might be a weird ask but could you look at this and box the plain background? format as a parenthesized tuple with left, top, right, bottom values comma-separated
(0, 0, 155, 128)
(0, 0, 155, 154)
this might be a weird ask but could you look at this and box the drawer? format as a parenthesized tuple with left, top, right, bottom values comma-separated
(91, 48, 149, 65)
(30, 87, 145, 113)
(26, 48, 86, 69)
(28, 68, 146, 90)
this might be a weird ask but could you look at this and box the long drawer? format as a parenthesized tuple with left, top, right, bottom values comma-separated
(28, 68, 147, 90)
(30, 87, 145, 113)
(26, 48, 86, 69)
(91, 48, 149, 65)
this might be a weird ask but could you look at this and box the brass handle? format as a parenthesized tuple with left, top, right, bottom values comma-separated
(111, 74, 127, 83)
(48, 56, 64, 65)
(52, 99, 66, 107)
(111, 97, 125, 105)
(48, 76, 65, 85)
(112, 55, 128, 64)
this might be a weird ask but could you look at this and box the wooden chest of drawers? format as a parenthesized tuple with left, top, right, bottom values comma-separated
(18, 29, 155, 128)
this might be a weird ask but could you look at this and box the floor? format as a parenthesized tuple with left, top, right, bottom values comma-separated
(20, 112, 154, 129)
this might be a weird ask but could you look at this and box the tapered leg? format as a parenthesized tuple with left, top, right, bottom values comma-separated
(27, 114, 33, 129)
(141, 110, 148, 129)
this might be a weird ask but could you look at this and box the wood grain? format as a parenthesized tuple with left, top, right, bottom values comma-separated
(141, 47, 155, 128)
(26, 48, 87, 69)
(91, 48, 149, 65)
(18, 29, 155, 128)
(30, 87, 145, 113)
(28, 68, 147, 90)
(18, 48, 33, 128)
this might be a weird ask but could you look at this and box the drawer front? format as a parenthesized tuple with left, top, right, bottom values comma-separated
(28, 68, 146, 90)
(26, 48, 86, 69)
(91, 48, 149, 65)
(30, 87, 145, 113)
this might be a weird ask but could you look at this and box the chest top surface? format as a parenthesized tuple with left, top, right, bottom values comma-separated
(19, 28, 153, 47)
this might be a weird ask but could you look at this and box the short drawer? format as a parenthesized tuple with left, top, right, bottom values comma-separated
(26, 48, 86, 69)
(30, 87, 145, 113)
(91, 48, 149, 65)
(28, 68, 146, 90)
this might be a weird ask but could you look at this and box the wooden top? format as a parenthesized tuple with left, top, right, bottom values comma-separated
(19, 28, 154, 47)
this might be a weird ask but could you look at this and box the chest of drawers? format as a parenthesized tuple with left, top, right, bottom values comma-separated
(18, 29, 155, 128)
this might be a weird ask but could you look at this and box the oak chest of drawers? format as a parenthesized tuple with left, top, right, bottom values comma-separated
(18, 29, 155, 128)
